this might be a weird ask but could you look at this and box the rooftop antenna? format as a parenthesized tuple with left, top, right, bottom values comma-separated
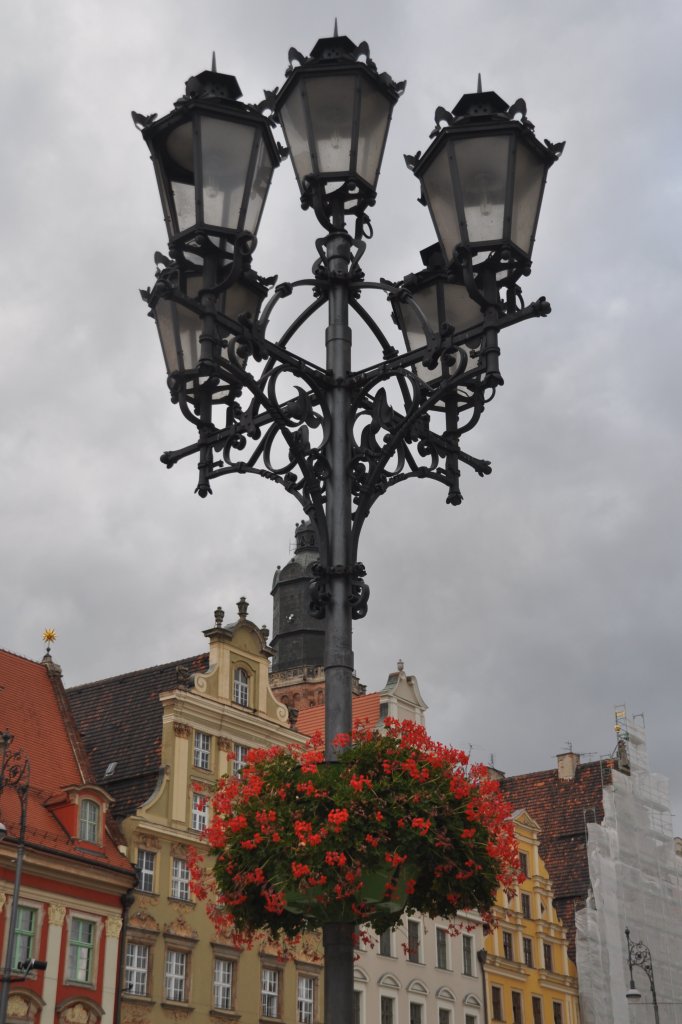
(477, 72, 482, 93)
(211, 51, 217, 72)
(333, 18, 339, 36)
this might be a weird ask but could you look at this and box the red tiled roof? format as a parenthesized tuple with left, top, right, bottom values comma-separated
(296, 693, 381, 739)
(68, 653, 208, 820)
(0, 649, 133, 874)
(502, 759, 614, 962)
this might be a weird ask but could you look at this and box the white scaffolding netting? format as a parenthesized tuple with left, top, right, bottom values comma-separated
(576, 709, 682, 1023)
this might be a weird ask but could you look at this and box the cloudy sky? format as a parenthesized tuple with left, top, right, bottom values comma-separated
(2, 1, 681, 824)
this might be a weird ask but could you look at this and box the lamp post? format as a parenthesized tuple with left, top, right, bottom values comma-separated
(625, 927, 660, 1023)
(0, 733, 31, 1024)
(135, 30, 562, 1024)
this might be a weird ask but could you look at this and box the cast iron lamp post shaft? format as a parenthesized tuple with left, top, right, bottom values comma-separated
(625, 927, 660, 1023)
(0, 735, 30, 1024)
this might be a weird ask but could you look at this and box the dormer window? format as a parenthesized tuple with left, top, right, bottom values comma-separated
(233, 668, 249, 707)
(78, 798, 100, 844)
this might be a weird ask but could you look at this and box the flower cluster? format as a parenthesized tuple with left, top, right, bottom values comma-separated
(192, 718, 520, 941)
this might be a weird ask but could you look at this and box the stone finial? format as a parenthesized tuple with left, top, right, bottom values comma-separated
(261, 625, 270, 641)
(397, 659, 404, 672)
(237, 596, 248, 620)
(214, 606, 225, 628)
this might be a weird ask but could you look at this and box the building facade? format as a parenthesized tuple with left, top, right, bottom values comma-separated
(0, 648, 136, 1024)
(68, 602, 322, 1024)
(483, 809, 580, 1024)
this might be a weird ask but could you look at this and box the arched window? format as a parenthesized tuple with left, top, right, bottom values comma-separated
(233, 668, 249, 707)
(79, 799, 100, 844)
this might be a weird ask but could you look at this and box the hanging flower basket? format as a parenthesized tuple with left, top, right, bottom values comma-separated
(192, 719, 520, 942)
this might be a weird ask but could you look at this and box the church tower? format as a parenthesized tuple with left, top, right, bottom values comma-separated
(270, 520, 364, 708)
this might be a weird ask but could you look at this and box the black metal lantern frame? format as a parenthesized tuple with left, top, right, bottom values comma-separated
(136, 34, 562, 1024)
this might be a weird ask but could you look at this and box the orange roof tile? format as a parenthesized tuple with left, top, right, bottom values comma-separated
(296, 693, 381, 740)
(0, 648, 133, 875)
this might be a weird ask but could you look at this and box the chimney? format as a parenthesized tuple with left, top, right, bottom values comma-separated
(556, 751, 580, 780)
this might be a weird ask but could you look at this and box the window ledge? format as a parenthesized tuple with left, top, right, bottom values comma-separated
(122, 994, 154, 1005)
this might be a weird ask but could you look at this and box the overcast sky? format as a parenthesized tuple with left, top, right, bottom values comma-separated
(2, 1, 681, 827)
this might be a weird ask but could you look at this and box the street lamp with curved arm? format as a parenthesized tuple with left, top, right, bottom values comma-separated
(0, 733, 32, 1024)
(625, 927, 660, 1024)
(135, 31, 562, 1024)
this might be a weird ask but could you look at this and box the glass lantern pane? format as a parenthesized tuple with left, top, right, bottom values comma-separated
(278, 84, 314, 184)
(453, 135, 510, 244)
(442, 282, 484, 335)
(511, 140, 546, 256)
(356, 83, 392, 188)
(200, 117, 255, 233)
(171, 179, 197, 233)
(306, 75, 355, 174)
(400, 285, 441, 385)
(422, 147, 461, 263)
(244, 135, 274, 236)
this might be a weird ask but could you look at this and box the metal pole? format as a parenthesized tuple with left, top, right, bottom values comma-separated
(0, 770, 29, 1024)
(322, 224, 355, 1024)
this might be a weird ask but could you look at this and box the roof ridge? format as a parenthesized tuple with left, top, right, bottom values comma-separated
(0, 647, 43, 666)
(68, 651, 207, 691)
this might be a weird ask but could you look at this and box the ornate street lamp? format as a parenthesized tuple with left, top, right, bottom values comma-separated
(134, 31, 562, 1024)
(625, 927, 660, 1023)
(0, 734, 31, 1024)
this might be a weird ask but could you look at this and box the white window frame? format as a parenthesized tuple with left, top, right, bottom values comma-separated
(125, 941, 149, 996)
(439, 1009, 453, 1024)
(67, 916, 96, 983)
(462, 932, 474, 975)
(193, 731, 211, 770)
(136, 849, 156, 893)
(409, 1001, 424, 1024)
(261, 966, 280, 1018)
(436, 926, 449, 970)
(164, 948, 188, 1002)
(13, 905, 37, 966)
(379, 928, 393, 957)
(233, 667, 249, 707)
(233, 744, 250, 776)
(381, 994, 395, 1024)
(213, 957, 234, 1010)
(171, 857, 191, 901)
(192, 791, 208, 832)
(297, 974, 315, 1024)
(407, 919, 421, 963)
(78, 798, 100, 844)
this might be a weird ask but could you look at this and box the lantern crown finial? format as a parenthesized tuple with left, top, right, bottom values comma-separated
(183, 67, 243, 104)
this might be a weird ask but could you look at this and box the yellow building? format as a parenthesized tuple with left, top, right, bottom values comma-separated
(69, 601, 322, 1024)
(482, 810, 580, 1024)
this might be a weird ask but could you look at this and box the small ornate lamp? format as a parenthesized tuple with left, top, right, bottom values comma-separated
(393, 243, 485, 389)
(409, 85, 563, 269)
(274, 31, 404, 225)
(135, 65, 281, 254)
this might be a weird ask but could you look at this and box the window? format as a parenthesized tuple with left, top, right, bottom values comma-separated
(410, 1003, 423, 1024)
(233, 668, 249, 707)
(261, 967, 280, 1018)
(465, 1016, 477, 1024)
(125, 942, 149, 996)
(462, 933, 474, 975)
(436, 926, 449, 969)
(164, 949, 188, 1001)
(512, 990, 523, 1024)
(552, 1003, 563, 1024)
(503, 930, 513, 961)
(353, 991, 362, 1024)
(213, 958, 234, 1010)
(67, 918, 95, 982)
(521, 893, 531, 919)
(519, 851, 529, 877)
(193, 731, 211, 770)
(233, 744, 250, 776)
(381, 996, 395, 1024)
(439, 1010, 452, 1024)
(379, 929, 392, 957)
(136, 849, 156, 893)
(192, 791, 208, 832)
(407, 919, 421, 963)
(532, 996, 543, 1024)
(171, 857, 191, 901)
(79, 799, 99, 844)
(523, 936, 534, 967)
(13, 907, 36, 966)
(492, 986, 503, 1021)
(297, 975, 315, 1024)
(543, 943, 553, 972)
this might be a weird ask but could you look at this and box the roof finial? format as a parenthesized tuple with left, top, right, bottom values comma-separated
(237, 596, 249, 620)
(211, 51, 217, 73)
(477, 73, 482, 93)
(42, 628, 57, 655)
(214, 606, 224, 628)
(397, 658, 404, 673)
(333, 17, 339, 36)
